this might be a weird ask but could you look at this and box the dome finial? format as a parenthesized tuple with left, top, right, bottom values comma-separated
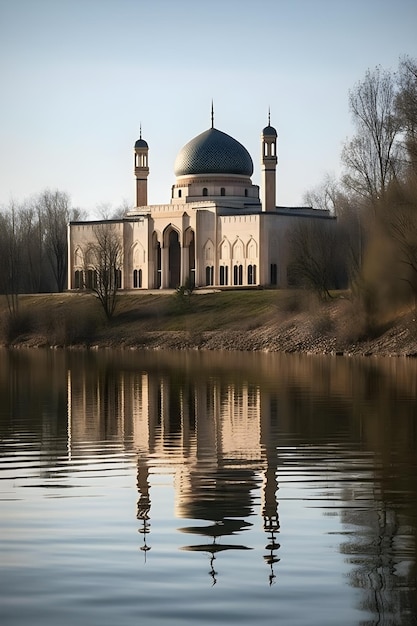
(211, 100, 214, 129)
(268, 107, 271, 126)
(140, 123, 142, 139)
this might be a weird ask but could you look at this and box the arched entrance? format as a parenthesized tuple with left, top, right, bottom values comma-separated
(168, 230, 180, 288)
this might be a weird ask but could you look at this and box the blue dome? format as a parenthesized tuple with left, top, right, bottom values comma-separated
(174, 127, 253, 177)
(262, 125, 277, 137)
(135, 138, 148, 149)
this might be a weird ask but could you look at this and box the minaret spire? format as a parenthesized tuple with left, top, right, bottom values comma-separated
(261, 111, 278, 212)
(211, 100, 214, 128)
(134, 124, 149, 207)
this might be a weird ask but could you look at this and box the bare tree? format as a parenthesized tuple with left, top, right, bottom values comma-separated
(384, 179, 417, 306)
(19, 202, 45, 293)
(395, 56, 417, 172)
(287, 220, 342, 300)
(342, 66, 402, 204)
(38, 189, 83, 292)
(95, 199, 130, 220)
(83, 223, 123, 320)
(303, 174, 341, 214)
(0, 202, 24, 315)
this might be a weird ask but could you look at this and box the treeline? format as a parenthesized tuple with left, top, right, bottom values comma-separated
(290, 56, 417, 325)
(0, 190, 83, 312)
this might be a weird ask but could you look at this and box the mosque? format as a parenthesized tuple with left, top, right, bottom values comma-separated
(67, 109, 332, 290)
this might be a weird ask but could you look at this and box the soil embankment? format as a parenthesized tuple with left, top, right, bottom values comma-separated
(1, 290, 416, 357)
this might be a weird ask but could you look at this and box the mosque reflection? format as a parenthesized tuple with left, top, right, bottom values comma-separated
(63, 350, 417, 597)
(1, 347, 416, 614)
(68, 363, 281, 583)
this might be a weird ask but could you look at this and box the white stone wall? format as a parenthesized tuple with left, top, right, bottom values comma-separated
(68, 204, 335, 291)
(217, 214, 261, 286)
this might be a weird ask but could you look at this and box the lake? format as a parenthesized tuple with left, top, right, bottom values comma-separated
(0, 348, 416, 625)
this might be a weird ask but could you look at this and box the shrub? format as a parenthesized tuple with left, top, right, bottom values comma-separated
(0, 310, 33, 345)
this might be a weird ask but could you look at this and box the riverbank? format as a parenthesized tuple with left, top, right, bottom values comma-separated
(1, 290, 416, 357)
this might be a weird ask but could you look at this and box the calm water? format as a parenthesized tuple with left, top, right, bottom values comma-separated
(0, 349, 416, 626)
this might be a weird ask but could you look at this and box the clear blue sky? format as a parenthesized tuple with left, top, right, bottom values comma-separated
(1, 0, 416, 215)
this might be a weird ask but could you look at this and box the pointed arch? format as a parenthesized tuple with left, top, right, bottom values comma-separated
(130, 241, 145, 289)
(232, 237, 244, 260)
(184, 226, 194, 247)
(162, 223, 181, 246)
(203, 238, 214, 261)
(131, 241, 145, 267)
(162, 225, 181, 288)
(153, 229, 162, 245)
(246, 238, 258, 259)
(74, 247, 83, 267)
(219, 237, 231, 260)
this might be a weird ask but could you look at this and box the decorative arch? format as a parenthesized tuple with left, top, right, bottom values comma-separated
(132, 242, 145, 267)
(130, 242, 145, 289)
(163, 224, 181, 288)
(219, 238, 231, 260)
(232, 237, 244, 260)
(74, 247, 83, 267)
(84, 248, 95, 266)
(203, 239, 214, 261)
(246, 238, 258, 259)
(184, 226, 194, 247)
(153, 229, 162, 245)
(162, 223, 181, 246)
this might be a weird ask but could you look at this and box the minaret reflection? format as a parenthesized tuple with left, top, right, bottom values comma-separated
(137, 457, 151, 558)
(262, 464, 280, 585)
(261, 395, 280, 585)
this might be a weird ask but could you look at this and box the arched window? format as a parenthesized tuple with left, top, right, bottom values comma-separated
(205, 266, 214, 286)
(202, 187, 208, 196)
(220, 266, 228, 286)
(248, 265, 257, 285)
(74, 270, 83, 289)
(86, 269, 96, 289)
(178, 189, 182, 198)
(74, 248, 83, 266)
(115, 269, 122, 289)
(220, 187, 225, 196)
(244, 189, 248, 197)
(233, 264, 243, 286)
(133, 269, 142, 288)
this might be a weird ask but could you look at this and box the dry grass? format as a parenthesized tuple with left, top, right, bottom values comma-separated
(0, 289, 415, 356)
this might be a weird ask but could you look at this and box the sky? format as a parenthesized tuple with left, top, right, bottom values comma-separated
(1, 0, 416, 216)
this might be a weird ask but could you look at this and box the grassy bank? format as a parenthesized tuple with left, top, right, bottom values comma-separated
(0, 289, 416, 356)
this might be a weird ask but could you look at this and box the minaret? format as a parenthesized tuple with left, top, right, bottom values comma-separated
(261, 110, 277, 212)
(134, 125, 149, 207)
